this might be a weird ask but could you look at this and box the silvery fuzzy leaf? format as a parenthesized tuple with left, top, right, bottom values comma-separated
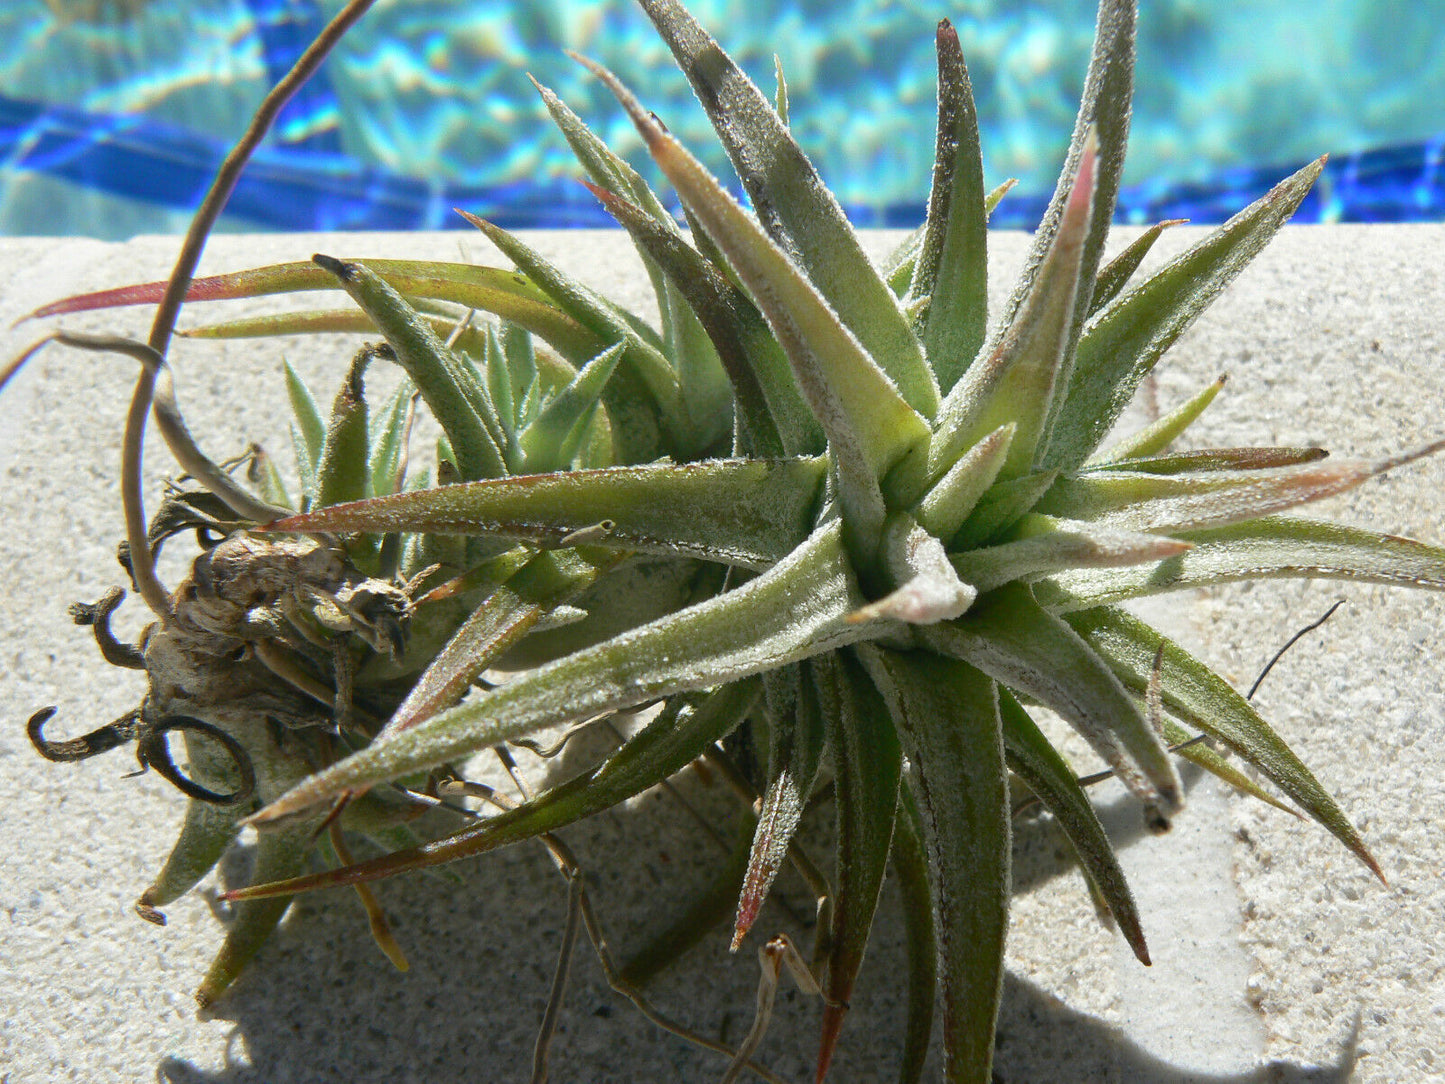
(1033, 515, 1445, 612)
(909, 19, 988, 393)
(268, 456, 828, 571)
(1043, 157, 1325, 472)
(635, 0, 939, 418)
(251, 521, 880, 822)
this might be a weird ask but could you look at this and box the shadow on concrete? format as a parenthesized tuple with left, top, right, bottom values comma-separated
(149, 741, 1352, 1084)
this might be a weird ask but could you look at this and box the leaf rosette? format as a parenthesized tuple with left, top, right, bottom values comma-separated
(13, 0, 1445, 1080)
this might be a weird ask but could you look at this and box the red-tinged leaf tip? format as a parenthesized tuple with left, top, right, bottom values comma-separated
(730, 906, 759, 953)
(1357, 841, 1387, 887)
(580, 178, 621, 206)
(454, 207, 500, 237)
(733, 773, 806, 951)
(18, 263, 322, 325)
(1126, 926, 1151, 966)
(18, 282, 170, 323)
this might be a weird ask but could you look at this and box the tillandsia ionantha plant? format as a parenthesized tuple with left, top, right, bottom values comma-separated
(8, 0, 1445, 1079)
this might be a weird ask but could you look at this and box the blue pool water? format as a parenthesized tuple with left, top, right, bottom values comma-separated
(2, 0, 1443, 237)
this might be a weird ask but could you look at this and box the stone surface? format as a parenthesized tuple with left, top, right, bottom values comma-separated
(1, 224, 1442, 1083)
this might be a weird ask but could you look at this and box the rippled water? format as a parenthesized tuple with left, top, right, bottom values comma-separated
(2, 0, 1443, 236)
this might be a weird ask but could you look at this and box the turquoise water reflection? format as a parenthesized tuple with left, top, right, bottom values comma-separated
(2, 0, 1443, 236)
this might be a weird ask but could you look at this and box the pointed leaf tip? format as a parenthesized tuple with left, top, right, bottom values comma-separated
(732, 769, 805, 950)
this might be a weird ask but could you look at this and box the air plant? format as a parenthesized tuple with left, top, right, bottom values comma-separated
(9, 0, 1445, 1081)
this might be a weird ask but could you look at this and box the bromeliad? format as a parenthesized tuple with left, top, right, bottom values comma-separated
(11, 0, 1445, 1080)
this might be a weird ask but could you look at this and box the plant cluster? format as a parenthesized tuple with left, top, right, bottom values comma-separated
(9, 0, 1445, 1080)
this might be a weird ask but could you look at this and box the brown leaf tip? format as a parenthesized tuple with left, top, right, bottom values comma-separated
(312, 253, 354, 280)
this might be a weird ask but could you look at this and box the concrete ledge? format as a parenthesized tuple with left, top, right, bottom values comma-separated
(2, 225, 1442, 1083)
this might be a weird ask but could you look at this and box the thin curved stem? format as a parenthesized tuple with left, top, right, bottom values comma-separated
(138, 716, 257, 805)
(441, 778, 790, 1084)
(119, 0, 378, 617)
(144, 0, 377, 361)
(27, 706, 139, 762)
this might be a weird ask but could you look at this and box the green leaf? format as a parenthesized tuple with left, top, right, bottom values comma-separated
(486, 328, 520, 433)
(910, 19, 988, 393)
(367, 376, 417, 498)
(634, 0, 939, 418)
(377, 546, 625, 740)
(1035, 448, 1442, 533)
(933, 138, 1096, 482)
(997, 688, 1148, 964)
(196, 824, 313, 1009)
(582, 56, 929, 545)
(950, 469, 1059, 550)
(1088, 218, 1187, 318)
(1043, 157, 1325, 471)
(665, 279, 736, 457)
(519, 342, 625, 470)
(313, 255, 506, 481)
(1066, 605, 1383, 879)
(185, 307, 602, 385)
(458, 211, 678, 462)
(315, 347, 372, 508)
(226, 683, 759, 898)
(755, 665, 826, 824)
(884, 226, 925, 298)
(1090, 375, 1226, 463)
(998, 0, 1134, 359)
(912, 423, 1015, 540)
(251, 520, 877, 821)
(885, 180, 1015, 300)
(584, 181, 815, 458)
(184, 305, 606, 374)
(925, 582, 1179, 816)
(890, 789, 937, 1084)
(500, 554, 727, 670)
(861, 648, 1008, 1083)
(773, 53, 789, 125)
(1158, 717, 1299, 816)
(949, 513, 1191, 593)
(529, 74, 676, 228)
(268, 456, 827, 571)
(1032, 515, 1445, 612)
(247, 444, 294, 510)
(283, 359, 324, 499)
(816, 651, 903, 1080)
(138, 724, 253, 911)
(533, 74, 732, 446)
